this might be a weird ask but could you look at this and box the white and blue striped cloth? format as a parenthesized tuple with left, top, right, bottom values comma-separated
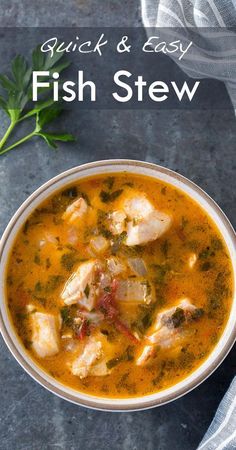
(141, 1, 236, 447)
(198, 378, 236, 449)
(141, 0, 236, 110)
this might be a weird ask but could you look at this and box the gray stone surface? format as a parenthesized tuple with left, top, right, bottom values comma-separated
(0, 2, 236, 450)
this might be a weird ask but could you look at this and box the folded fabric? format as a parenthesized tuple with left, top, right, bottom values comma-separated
(197, 377, 236, 449)
(141, 0, 236, 109)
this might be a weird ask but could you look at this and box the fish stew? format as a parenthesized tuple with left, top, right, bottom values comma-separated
(6, 174, 233, 398)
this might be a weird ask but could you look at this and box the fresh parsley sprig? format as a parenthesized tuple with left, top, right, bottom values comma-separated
(0, 46, 75, 155)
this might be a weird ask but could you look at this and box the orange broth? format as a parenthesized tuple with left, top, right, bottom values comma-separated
(6, 173, 233, 398)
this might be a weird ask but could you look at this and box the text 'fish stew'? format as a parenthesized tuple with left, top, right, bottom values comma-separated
(6, 174, 233, 398)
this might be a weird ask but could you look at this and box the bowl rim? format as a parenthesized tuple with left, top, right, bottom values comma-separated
(0, 158, 236, 411)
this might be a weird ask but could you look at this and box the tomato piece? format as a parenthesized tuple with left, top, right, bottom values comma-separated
(114, 319, 139, 344)
(98, 279, 138, 344)
(74, 318, 89, 340)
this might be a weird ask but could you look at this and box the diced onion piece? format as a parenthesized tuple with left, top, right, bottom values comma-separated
(109, 210, 126, 235)
(128, 258, 147, 276)
(116, 279, 153, 304)
(107, 257, 125, 275)
(79, 310, 104, 325)
(90, 235, 109, 254)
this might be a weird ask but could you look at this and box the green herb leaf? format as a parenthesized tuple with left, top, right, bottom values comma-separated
(191, 308, 204, 320)
(84, 284, 90, 298)
(62, 186, 78, 198)
(211, 237, 223, 251)
(161, 240, 169, 258)
(46, 257, 51, 269)
(34, 253, 41, 265)
(171, 308, 185, 328)
(0, 95, 8, 114)
(106, 346, 134, 369)
(153, 264, 170, 284)
(99, 189, 123, 203)
(103, 177, 115, 190)
(106, 357, 122, 369)
(0, 44, 75, 155)
(60, 306, 73, 326)
(60, 252, 78, 272)
(200, 261, 213, 271)
(36, 130, 75, 149)
(111, 231, 127, 254)
(104, 286, 111, 293)
(45, 275, 64, 292)
(37, 106, 62, 129)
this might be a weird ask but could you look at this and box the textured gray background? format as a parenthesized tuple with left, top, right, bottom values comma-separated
(0, 2, 236, 450)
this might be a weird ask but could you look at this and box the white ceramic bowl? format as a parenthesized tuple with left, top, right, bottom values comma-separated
(0, 160, 236, 411)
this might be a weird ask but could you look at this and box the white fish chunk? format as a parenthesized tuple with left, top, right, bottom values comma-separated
(126, 210, 171, 246)
(90, 235, 109, 254)
(31, 312, 59, 358)
(136, 345, 155, 366)
(116, 279, 154, 304)
(71, 337, 102, 378)
(107, 256, 125, 275)
(123, 194, 154, 219)
(61, 260, 99, 310)
(122, 193, 171, 246)
(90, 360, 111, 376)
(71, 332, 117, 378)
(63, 197, 88, 224)
(148, 298, 197, 345)
(137, 298, 198, 366)
(109, 193, 171, 246)
(147, 324, 180, 347)
(109, 210, 126, 235)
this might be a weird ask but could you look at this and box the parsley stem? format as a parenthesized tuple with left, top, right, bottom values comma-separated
(0, 120, 17, 151)
(0, 131, 35, 155)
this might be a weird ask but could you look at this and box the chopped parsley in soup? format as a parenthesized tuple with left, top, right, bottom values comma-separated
(6, 174, 233, 398)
